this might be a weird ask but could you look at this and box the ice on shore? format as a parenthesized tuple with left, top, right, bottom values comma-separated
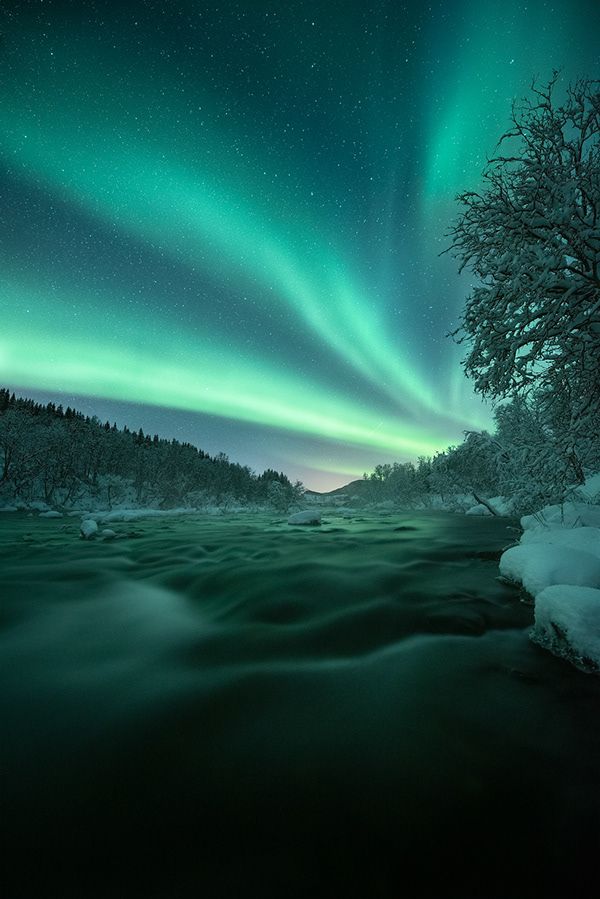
(39, 510, 63, 519)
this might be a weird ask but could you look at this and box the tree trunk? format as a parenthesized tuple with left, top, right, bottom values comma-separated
(567, 450, 585, 486)
(471, 491, 498, 516)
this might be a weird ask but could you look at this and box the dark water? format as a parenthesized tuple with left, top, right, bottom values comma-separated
(1, 511, 599, 898)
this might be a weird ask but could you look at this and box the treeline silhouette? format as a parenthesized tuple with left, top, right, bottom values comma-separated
(0, 388, 304, 510)
(362, 397, 600, 516)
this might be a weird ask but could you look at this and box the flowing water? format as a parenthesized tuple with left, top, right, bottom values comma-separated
(1, 510, 599, 898)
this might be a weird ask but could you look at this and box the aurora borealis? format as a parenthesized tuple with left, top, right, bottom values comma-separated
(2, 1, 599, 489)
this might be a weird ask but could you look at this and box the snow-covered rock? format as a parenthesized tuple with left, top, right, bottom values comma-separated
(531, 585, 600, 673)
(101, 528, 117, 539)
(488, 496, 513, 516)
(91, 508, 192, 523)
(287, 510, 321, 526)
(520, 525, 600, 560)
(39, 510, 63, 519)
(80, 519, 99, 540)
(465, 504, 492, 516)
(499, 543, 600, 596)
(466, 496, 512, 516)
(499, 495, 600, 673)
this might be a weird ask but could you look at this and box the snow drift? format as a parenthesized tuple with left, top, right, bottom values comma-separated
(499, 491, 600, 673)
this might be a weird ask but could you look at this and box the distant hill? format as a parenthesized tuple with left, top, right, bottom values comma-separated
(305, 479, 370, 499)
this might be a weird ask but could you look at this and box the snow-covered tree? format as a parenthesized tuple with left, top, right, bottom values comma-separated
(492, 399, 568, 512)
(0, 389, 305, 509)
(449, 75, 600, 474)
(444, 432, 499, 499)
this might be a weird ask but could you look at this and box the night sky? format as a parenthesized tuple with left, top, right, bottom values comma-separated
(1, 0, 599, 490)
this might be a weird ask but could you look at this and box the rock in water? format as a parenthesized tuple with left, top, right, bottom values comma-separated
(287, 510, 321, 526)
(80, 519, 99, 540)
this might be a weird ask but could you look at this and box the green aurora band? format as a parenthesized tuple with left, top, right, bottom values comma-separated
(1, 276, 444, 457)
(0, 56, 442, 421)
(1, 0, 598, 475)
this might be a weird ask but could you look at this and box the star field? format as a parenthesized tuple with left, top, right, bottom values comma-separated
(1, 0, 598, 489)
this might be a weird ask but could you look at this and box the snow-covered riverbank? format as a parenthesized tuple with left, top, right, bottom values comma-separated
(499, 475, 600, 672)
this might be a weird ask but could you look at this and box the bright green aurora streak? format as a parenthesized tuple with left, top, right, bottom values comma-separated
(0, 48, 441, 423)
(1, 0, 597, 485)
(1, 276, 442, 457)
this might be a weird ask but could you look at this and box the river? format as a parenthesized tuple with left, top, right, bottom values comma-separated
(1, 510, 599, 898)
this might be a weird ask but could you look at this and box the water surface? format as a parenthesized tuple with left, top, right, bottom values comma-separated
(1, 511, 599, 898)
